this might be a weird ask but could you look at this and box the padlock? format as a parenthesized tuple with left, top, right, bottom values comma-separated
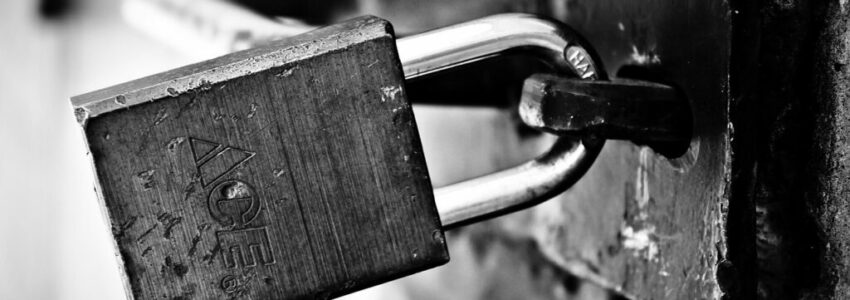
(71, 14, 605, 299)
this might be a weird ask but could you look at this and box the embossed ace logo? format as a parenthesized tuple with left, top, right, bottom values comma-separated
(189, 137, 276, 270)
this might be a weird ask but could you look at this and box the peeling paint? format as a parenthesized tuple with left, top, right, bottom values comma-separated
(74, 107, 89, 126)
(629, 45, 662, 65)
(380, 86, 402, 102)
(635, 147, 652, 210)
(152, 108, 169, 126)
(621, 147, 663, 262)
(165, 137, 185, 154)
(274, 66, 297, 78)
(621, 225, 660, 261)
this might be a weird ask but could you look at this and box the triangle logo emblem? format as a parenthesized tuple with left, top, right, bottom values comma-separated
(189, 137, 256, 186)
(189, 137, 223, 163)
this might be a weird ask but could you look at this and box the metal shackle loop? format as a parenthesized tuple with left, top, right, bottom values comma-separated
(397, 14, 607, 228)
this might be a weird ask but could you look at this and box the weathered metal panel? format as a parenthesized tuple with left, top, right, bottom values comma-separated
(345, 1, 732, 299)
(527, 1, 731, 298)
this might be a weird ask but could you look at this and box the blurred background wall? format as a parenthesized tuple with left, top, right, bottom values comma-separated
(1, 0, 197, 298)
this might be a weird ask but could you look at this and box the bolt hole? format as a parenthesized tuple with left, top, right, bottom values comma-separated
(616, 64, 695, 159)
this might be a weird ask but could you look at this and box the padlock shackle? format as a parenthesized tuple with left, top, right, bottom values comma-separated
(435, 138, 603, 228)
(399, 14, 607, 228)
(396, 13, 600, 81)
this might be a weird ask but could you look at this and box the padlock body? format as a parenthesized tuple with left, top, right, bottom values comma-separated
(73, 16, 447, 299)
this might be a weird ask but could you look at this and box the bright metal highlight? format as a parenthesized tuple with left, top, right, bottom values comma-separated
(397, 13, 599, 80)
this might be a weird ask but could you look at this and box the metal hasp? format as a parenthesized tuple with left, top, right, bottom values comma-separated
(502, 1, 731, 298)
(519, 74, 692, 145)
(397, 14, 608, 228)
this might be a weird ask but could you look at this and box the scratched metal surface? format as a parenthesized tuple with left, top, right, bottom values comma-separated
(76, 16, 447, 299)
